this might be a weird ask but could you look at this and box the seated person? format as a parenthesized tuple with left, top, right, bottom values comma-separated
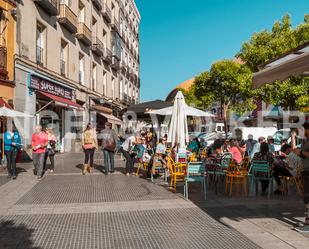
(228, 139, 243, 165)
(272, 145, 302, 195)
(252, 142, 274, 195)
(151, 138, 168, 175)
(187, 137, 200, 154)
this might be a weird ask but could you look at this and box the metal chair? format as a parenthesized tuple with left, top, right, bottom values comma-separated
(251, 160, 273, 198)
(167, 156, 187, 192)
(225, 161, 248, 196)
(184, 161, 206, 200)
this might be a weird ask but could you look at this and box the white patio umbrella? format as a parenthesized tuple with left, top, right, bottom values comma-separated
(167, 91, 189, 149)
(146, 105, 215, 117)
(0, 106, 33, 118)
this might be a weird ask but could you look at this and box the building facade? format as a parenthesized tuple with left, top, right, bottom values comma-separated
(0, 0, 16, 105)
(14, 0, 141, 151)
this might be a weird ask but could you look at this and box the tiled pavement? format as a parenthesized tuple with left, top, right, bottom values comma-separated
(0, 152, 308, 249)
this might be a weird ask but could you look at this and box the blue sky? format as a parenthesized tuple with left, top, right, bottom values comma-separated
(134, 0, 308, 101)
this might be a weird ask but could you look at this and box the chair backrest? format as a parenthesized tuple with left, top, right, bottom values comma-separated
(177, 152, 187, 164)
(221, 153, 232, 168)
(167, 156, 175, 174)
(251, 160, 271, 177)
(187, 162, 205, 177)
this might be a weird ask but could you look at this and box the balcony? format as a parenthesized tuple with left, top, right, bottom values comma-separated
(111, 17, 120, 33)
(60, 59, 66, 76)
(111, 57, 120, 70)
(36, 45, 44, 66)
(58, 4, 78, 33)
(91, 36, 104, 57)
(76, 23, 92, 46)
(102, 3, 112, 23)
(34, 0, 59, 16)
(103, 47, 112, 64)
(91, 0, 102, 11)
(0, 46, 8, 80)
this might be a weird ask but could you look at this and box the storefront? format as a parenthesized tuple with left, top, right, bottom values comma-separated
(27, 75, 83, 152)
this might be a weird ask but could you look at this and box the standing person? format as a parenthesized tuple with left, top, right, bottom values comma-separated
(4, 123, 22, 180)
(120, 133, 136, 176)
(101, 122, 118, 175)
(81, 123, 98, 175)
(44, 128, 57, 173)
(293, 122, 309, 233)
(31, 125, 48, 179)
(245, 134, 257, 156)
(250, 136, 266, 160)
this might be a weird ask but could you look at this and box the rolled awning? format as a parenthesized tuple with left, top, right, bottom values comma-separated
(253, 49, 309, 89)
(38, 91, 83, 109)
(0, 98, 12, 109)
(97, 112, 122, 125)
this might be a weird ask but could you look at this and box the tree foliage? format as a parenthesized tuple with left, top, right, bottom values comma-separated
(238, 14, 309, 109)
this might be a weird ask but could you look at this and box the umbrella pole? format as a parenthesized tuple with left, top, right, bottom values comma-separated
(1, 118, 4, 164)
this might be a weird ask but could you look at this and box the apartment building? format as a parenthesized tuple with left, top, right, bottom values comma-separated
(14, 0, 140, 151)
(0, 0, 16, 106)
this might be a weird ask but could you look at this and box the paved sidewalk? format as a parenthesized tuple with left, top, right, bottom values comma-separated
(0, 152, 308, 249)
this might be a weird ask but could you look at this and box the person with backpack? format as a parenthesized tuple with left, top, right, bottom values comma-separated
(81, 123, 98, 175)
(101, 122, 118, 175)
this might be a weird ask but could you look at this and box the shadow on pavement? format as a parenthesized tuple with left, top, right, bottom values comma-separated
(0, 220, 41, 249)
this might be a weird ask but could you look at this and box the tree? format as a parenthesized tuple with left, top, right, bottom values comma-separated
(238, 14, 309, 109)
(194, 60, 253, 135)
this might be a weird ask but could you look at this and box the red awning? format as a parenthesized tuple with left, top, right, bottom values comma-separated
(39, 91, 83, 109)
(0, 98, 12, 109)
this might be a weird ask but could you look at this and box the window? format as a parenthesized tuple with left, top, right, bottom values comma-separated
(111, 77, 115, 99)
(60, 40, 68, 76)
(78, 1, 85, 23)
(79, 53, 84, 85)
(103, 29, 107, 45)
(36, 22, 45, 65)
(119, 77, 123, 99)
(103, 71, 107, 96)
(92, 63, 97, 91)
(92, 17, 97, 37)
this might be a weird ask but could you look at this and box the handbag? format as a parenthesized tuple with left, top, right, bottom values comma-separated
(47, 148, 55, 156)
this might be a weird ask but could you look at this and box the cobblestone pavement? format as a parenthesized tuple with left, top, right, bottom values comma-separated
(0, 152, 308, 249)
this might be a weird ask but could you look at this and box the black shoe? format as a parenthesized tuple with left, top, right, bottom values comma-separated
(110, 170, 115, 173)
(12, 175, 17, 180)
(274, 189, 283, 195)
(293, 225, 309, 233)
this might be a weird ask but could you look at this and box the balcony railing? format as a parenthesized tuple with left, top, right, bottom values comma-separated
(58, 3, 78, 33)
(0, 46, 8, 80)
(36, 45, 44, 65)
(103, 47, 112, 64)
(77, 22, 92, 46)
(91, 0, 102, 11)
(111, 57, 120, 70)
(34, 0, 59, 16)
(91, 36, 104, 57)
(102, 3, 112, 23)
(60, 59, 66, 76)
(111, 17, 120, 33)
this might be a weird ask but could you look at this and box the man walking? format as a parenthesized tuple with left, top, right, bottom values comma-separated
(101, 122, 118, 175)
(294, 122, 309, 233)
(31, 125, 48, 179)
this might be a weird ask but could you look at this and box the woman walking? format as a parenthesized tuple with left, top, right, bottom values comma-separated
(44, 128, 57, 173)
(81, 123, 98, 175)
(4, 123, 22, 180)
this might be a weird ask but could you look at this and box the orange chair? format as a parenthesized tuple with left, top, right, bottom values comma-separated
(225, 161, 248, 196)
(167, 156, 187, 192)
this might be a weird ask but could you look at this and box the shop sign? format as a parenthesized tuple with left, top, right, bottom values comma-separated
(30, 75, 74, 100)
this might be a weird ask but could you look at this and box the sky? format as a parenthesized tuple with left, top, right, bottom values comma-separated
(134, 0, 308, 101)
